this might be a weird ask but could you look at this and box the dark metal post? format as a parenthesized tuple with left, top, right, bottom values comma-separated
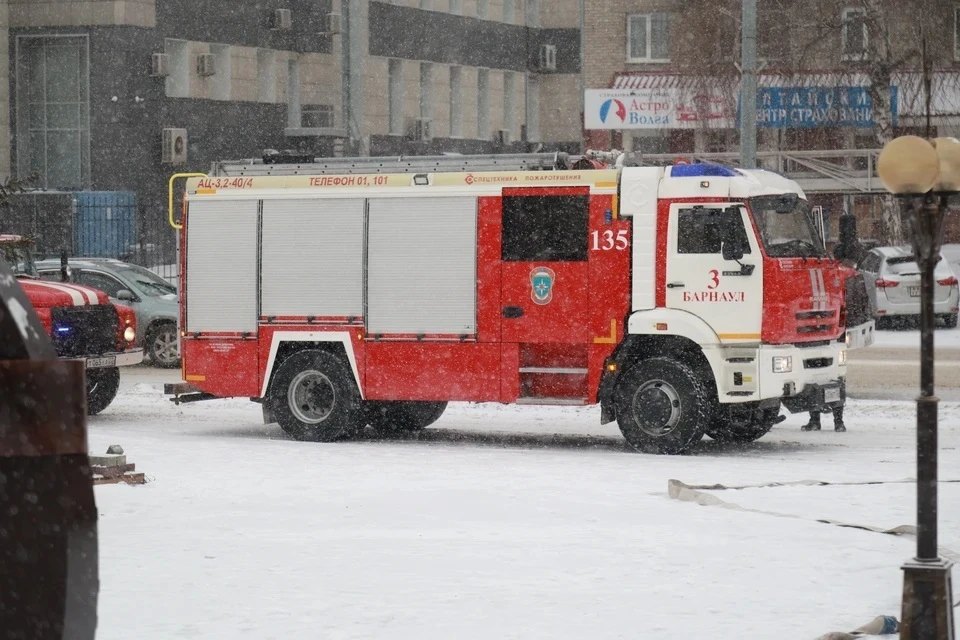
(0, 255, 99, 640)
(900, 194, 955, 640)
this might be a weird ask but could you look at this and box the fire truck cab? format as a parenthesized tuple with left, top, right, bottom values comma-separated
(169, 153, 851, 454)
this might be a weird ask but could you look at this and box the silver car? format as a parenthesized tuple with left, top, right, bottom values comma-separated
(37, 258, 181, 367)
(857, 246, 959, 329)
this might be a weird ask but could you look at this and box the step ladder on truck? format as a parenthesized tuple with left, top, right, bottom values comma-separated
(165, 150, 864, 454)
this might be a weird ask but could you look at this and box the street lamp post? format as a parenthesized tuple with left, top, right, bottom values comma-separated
(877, 135, 959, 640)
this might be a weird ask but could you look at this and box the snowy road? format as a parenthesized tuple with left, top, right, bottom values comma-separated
(90, 369, 960, 640)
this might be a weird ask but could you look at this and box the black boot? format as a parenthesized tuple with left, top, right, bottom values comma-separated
(801, 412, 821, 431)
(833, 407, 846, 432)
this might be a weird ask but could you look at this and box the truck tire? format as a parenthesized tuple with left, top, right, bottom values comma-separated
(706, 407, 782, 444)
(146, 322, 181, 369)
(615, 357, 709, 454)
(367, 401, 447, 434)
(268, 349, 362, 442)
(86, 367, 120, 416)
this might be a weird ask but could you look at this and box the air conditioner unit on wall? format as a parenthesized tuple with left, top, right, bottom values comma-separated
(409, 117, 432, 142)
(273, 8, 293, 30)
(494, 129, 510, 146)
(162, 128, 188, 165)
(151, 53, 169, 77)
(538, 44, 557, 71)
(324, 12, 342, 35)
(197, 53, 216, 77)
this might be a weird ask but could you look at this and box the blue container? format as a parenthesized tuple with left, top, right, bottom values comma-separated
(74, 191, 138, 258)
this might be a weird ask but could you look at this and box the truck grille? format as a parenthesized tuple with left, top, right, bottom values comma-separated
(51, 306, 118, 357)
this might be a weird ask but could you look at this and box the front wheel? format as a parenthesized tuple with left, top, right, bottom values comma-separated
(146, 322, 181, 368)
(86, 367, 120, 416)
(268, 350, 362, 442)
(615, 357, 710, 454)
(367, 401, 448, 434)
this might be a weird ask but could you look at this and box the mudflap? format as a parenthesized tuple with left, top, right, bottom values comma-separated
(598, 367, 618, 425)
(781, 380, 846, 414)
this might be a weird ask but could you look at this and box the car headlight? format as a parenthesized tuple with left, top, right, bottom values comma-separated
(772, 356, 793, 373)
(838, 349, 847, 366)
(124, 326, 136, 342)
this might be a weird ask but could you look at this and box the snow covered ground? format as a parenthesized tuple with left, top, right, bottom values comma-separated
(872, 323, 960, 349)
(87, 379, 959, 640)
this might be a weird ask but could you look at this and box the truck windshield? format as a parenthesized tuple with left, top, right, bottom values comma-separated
(0, 241, 39, 277)
(749, 196, 826, 258)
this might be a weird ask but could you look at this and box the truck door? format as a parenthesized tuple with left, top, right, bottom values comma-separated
(500, 187, 591, 344)
(665, 203, 763, 342)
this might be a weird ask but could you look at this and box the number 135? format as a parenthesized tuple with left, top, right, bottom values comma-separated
(591, 230, 630, 251)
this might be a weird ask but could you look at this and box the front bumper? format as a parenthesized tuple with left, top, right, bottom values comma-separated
(67, 348, 144, 369)
(844, 320, 875, 351)
(756, 342, 846, 403)
(782, 379, 846, 414)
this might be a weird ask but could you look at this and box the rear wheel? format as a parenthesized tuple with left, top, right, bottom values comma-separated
(86, 367, 120, 416)
(367, 401, 448, 434)
(146, 322, 181, 368)
(941, 313, 958, 329)
(268, 350, 362, 442)
(615, 357, 709, 455)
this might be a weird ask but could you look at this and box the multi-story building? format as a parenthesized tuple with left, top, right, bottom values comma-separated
(1, 0, 583, 270)
(581, 0, 960, 241)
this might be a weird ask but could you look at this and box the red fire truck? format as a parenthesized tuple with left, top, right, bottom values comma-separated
(2, 234, 143, 414)
(167, 152, 856, 454)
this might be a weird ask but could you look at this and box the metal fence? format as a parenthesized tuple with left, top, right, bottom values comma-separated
(2, 191, 179, 285)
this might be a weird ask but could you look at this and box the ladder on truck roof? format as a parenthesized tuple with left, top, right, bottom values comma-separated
(210, 150, 635, 177)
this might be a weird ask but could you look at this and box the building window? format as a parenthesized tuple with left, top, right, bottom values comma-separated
(450, 66, 463, 137)
(389, 59, 404, 135)
(287, 58, 301, 128)
(16, 35, 90, 190)
(525, 0, 539, 27)
(210, 44, 232, 100)
(842, 7, 868, 60)
(477, 0, 488, 19)
(165, 39, 189, 98)
(525, 74, 540, 142)
(503, 0, 516, 24)
(627, 13, 670, 62)
(303, 105, 334, 128)
(955, 6, 960, 60)
(503, 71, 517, 139)
(257, 49, 277, 102)
(478, 68, 490, 139)
(420, 62, 433, 119)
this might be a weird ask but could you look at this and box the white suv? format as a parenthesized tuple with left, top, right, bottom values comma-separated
(857, 246, 959, 329)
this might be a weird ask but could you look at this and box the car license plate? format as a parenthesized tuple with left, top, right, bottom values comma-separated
(824, 387, 841, 403)
(86, 356, 116, 369)
(909, 286, 920, 297)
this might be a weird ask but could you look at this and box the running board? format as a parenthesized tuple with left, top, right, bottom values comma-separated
(516, 397, 589, 406)
(519, 367, 589, 375)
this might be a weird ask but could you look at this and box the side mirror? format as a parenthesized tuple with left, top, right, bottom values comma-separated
(116, 289, 135, 302)
(835, 214, 860, 262)
(720, 206, 746, 261)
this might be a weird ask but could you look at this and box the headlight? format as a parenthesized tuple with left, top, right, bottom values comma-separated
(772, 356, 793, 373)
(838, 350, 847, 366)
(124, 326, 136, 342)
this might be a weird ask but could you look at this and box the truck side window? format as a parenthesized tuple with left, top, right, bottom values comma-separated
(501, 194, 588, 262)
(677, 209, 751, 255)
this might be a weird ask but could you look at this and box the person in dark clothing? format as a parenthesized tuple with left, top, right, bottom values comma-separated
(801, 379, 846, 432)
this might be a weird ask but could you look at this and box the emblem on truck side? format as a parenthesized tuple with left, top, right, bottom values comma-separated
(530, 267, 556, 305)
